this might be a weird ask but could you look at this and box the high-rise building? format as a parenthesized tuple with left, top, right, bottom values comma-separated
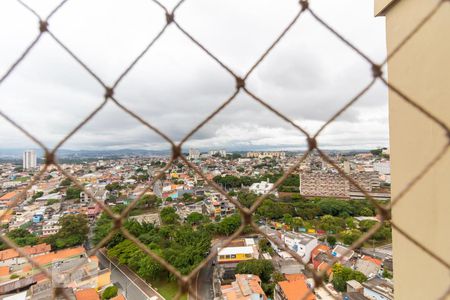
(188, 148, 200, 160)
(23, 150, 37, 170)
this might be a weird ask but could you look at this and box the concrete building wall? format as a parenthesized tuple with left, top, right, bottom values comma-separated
(376, 1, 450, 299)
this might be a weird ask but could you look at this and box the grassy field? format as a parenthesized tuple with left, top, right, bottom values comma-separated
(151, 280, 188, 300)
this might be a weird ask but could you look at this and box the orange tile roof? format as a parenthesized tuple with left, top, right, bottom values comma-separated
(0, 266, 9, 277)
(33, 247, 85, 266)
(75, 288, 99, 300)
(110, 295, 125, 300)
(34, 273, 48, 282)
(221, 274, 266, 300)
(278, 279, 315, 300)
(311, 244, 330, 260)
(285, 273, 306, 282)
(0, 248, 18, 261)
(0, 191, 19, 201)
(22, 243, 51, 256)
(0, 243, 51, 262)
(22, 265, 32, 273)
(362, 255, 382, 266)
(318, 262, 332, 276)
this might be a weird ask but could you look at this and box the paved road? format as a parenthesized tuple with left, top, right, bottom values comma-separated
(97, 249, 164, 300)
(194, 256, 214, 300)
(192, 240, 223, 300)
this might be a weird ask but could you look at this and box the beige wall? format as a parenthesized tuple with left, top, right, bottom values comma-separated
(376, 0, 450, 299)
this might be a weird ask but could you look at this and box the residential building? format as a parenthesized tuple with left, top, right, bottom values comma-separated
(300, 172, 349, 198)
(221, 274, 266, 300)
(246, 151, 286, 159)
(23, 150, 37, 170)
(274, 274, 315, 300)
(217, 246, 259, 264)
(362, 277, 394, 300)
(188, 148, 200, 160)
(208, 149, 227, 157)
(282, 232, 318, 263)
(331, 245, 355, 262)
(249, 180, 276, 196)
(0, 243, 51, 266)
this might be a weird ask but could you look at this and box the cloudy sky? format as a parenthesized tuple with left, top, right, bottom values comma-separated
(0, 0, 389, 151)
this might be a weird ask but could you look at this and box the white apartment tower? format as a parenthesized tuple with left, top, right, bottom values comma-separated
(188, 148, 200, 160)
(23, 150, 37, 170)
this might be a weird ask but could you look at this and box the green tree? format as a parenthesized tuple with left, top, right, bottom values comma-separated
(319, 215, 344, 233)
(106, 182, 122, 191)
(373, 222, 392, 242)
(60, 178, 71, 187)
(326, 235, 337, 247)
(48, 214, 89, 249)
(186, 212, 208, 225)
(0, 228, 38, 250)
(258, 238, 272, 254)
(359, 220, 378, 232)
(137, 194, 159, 209)
(32, 191, 44, 200)
(340, 229, 363, 245)
(382, 269, 393, 279)
(65, 186, 82, 200)
(102, 286, 118, 300)
(217, 214, 241, 236)
(332, 264, 367, 292)
(359, 207, 374, 216)
(291, 217, 304, 231)
(235, 259, 274, 282)
(160, 207, 180, 225)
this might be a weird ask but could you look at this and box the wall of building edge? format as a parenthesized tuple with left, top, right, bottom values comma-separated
(379, 0, 450, 299)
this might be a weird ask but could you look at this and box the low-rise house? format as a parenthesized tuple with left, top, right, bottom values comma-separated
(249, 180, 277, 196)
(346, 280, 364, 293)
(42, 220, 61, 237)
(362, 277, 394, 300)
(331, 245, 355, 262)
(282, 232, 318, 263)
(221, 274, 266, 300)
(354, 257, 381, 279)
(35, 193, 62, 203)
(217, 239, 259, 280)
(0, 243, 51, 267)
(274, 273, 315, 300)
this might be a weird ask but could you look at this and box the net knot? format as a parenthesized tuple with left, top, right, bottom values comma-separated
(371, 64, 383, 78)
(113, 215, 122, 229)
(241, 208, 252, 225)
(45, 151, 55, 165)
(307, 137, 317, 151)
(39, 20, 48, 32)
(104, 87, 114, 98)
(379, 207, 392, 221)
(172, 145, 181, 160)
(235, 77, 245, 90)
(166, 12, 174, 24)
(299, 0, 309, 11)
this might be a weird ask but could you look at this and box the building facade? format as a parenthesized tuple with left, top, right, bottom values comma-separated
(375, 0, 450, 299)
(22, 150, 37, 170)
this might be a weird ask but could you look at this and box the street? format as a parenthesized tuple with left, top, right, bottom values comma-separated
(97, 248, 164, 300)
(192, 240, 222, 300)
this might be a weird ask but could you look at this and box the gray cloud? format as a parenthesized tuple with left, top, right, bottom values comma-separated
(0, 0, 389, 151)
